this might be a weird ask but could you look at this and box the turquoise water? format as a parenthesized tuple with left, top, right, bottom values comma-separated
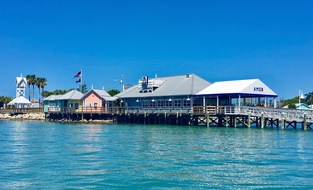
(1, 121, 313, 189)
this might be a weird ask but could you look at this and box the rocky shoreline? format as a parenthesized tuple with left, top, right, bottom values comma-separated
(0, 113, 113, 124)
(0, 113, 45, 120)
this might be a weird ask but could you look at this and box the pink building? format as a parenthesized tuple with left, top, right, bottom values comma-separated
(82, 89, 116, 112)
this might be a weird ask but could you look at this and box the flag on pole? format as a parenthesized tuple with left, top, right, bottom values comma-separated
(74, 71, 82, 78)
(76, 78, 81, 83)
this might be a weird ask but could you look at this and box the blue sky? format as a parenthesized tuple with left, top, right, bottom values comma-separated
(0, 0, 312, 99)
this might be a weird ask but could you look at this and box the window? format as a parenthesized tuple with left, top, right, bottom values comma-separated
(142, 100, 149, 108)
(157, 100, 164, 108)
(150, 100, 156, 108)
(183, 99, 191, 107)
(174, 99, 181, 107)
(94, 103, 98, 108)
(165, 100, 172, 108)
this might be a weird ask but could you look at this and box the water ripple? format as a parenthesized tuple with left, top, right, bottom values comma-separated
(1, 121, 313, 189)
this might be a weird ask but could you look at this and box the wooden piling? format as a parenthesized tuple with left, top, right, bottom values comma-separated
(247, 114, 251, 128)
(225, 116, 229, 127)
(303, 113, 307, 131)
(261, 113, 264, 129)
(281, 118, 285, 129)
(206, 114, 210, 127)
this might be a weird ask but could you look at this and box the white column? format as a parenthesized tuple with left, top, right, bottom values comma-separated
(203, 96, 206, 106)
(274, 97, 277, 108)
(216, 96, 219, 106)
(264, 97, 267, 107)
(238, 95, 241, 110)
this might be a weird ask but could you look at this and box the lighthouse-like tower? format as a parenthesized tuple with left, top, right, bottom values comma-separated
(16, 74, 27, 98)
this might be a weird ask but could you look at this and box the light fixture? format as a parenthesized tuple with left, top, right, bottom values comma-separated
(120, 99, 123, 103)
(168, 97, 172, 102)
(136, 99, 139, 103)
(187, 96, 190, 101)
(152, 98, 155, 102)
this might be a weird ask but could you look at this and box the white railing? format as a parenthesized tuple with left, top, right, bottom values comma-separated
(238, 106, 313, 122)
(47, 105, 313, 123)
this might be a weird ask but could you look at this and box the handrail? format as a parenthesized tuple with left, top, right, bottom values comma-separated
(46, 105, 313, 122)
(0, 108, 43, 114)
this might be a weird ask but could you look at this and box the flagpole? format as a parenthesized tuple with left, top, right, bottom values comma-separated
(81, 69, 83, 86)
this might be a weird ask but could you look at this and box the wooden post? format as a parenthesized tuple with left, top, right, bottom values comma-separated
(225, 116, 229, 127)
(303, 113, 307, 131)
(234, 116, 237, 128)
(206, 114, 210, 127)
(261, 113, 264, 129)
(248, 114, 251, 128)
(281, 118, 285, 129)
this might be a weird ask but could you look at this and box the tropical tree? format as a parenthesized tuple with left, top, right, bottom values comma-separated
(0, 96, 13, 108)
(42, 89, 71, 98)
(305, 92, 313, 105)
(108, 89, 120, 96)
(39, 77, 48, 104)
(26, 74, 36, 101)
(36, 77, 40, 104)
(35, 77, 47, 105)
(30, 75, 37, 102)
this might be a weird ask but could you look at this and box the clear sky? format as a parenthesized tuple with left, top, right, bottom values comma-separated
(0, 0, 312, 99)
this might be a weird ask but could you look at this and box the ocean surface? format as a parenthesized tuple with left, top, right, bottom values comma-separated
(1, 121, 313, 189)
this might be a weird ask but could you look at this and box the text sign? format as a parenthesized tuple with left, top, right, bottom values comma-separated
(254, 87, 264, 92)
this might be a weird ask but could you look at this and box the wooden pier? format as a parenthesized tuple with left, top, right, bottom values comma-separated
(45, 106, 313, 130)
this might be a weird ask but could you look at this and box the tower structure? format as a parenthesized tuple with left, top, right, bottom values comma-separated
(16, 74, 27, 98)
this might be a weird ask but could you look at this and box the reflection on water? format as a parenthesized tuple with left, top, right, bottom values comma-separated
(1, 121, 313, 189)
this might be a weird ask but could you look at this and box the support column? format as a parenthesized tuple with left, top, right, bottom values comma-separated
(238, 95, 241, 111)
(203, 96, 206, 114)
(281, 118, 285, 129)
(264, 97, 267, 107)
(248, 114, 251, 128)
(206, 114, 210, 127)
(216, 96, 219, 107)
(261, 113, 265, 129)
(303, 113, 307, 131)
(274, 97, 277, 108)
(225, 116, 229, 127)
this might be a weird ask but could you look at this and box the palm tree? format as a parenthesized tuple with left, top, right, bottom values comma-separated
(30, 75, 37, 102)
(39, 78, 48, 104)
(36, 77, 41, 104)
(36, 77, 48, 105)
(305, 92, 313, 105)
(26, 74, 36, 101)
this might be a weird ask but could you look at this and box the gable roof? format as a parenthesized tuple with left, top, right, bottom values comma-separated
(16, 76, 27, 86)
(83, 89, 116, 101)
(8, 96, 31, 105)
(197, 79, 277, 97)
(116, 74, 211, 98)
(56, 90, 84, 100)
(43, 95, 63, 101)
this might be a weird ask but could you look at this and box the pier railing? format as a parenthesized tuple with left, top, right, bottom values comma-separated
(239, 106, 313, 122)
(0, 108, 43, 114)
(46, 105, 313, 123)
